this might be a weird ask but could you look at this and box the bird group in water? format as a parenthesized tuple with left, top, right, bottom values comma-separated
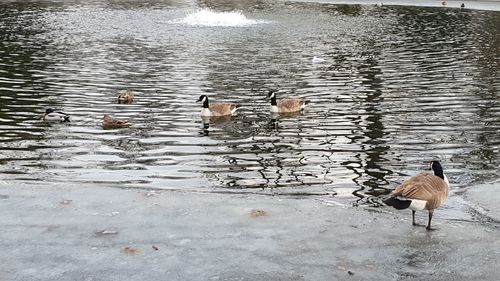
(40, 88, 449, 231)
(42, 89, 309, 126)
(42, 89, 134, 129)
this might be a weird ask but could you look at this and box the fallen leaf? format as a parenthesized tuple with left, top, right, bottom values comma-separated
(123, 246, 141, 255)
(250, 209, 270, 218)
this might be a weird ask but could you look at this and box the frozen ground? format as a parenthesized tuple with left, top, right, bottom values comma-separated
(1, 182, 499, 281)
(465, 181, 500, 222)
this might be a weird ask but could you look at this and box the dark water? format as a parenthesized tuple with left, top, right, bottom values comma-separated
(0, 0, 499, 200)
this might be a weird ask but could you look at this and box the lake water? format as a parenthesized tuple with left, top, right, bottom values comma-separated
(0, 0, 499, 202)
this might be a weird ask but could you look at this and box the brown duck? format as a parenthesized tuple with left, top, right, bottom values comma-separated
(102, 114, 130, 129)
(117, 89, 134, 104)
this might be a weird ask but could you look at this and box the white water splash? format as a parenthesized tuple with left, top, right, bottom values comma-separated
(170, 9, 266, 27)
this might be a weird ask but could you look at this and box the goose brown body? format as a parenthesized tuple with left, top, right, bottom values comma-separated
(268, 90, 308, 113)
(103, 114, 130, 129)
(276, 99, 307, 113)
(384, 161, 449, 230)
(118, 89, 134, 104)
(208, 103, 239, 116)
(197, 95, 240, 117)
(391, 173, 448, 211)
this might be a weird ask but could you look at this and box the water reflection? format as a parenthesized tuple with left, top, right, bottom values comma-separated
(0, 1, 499, 200)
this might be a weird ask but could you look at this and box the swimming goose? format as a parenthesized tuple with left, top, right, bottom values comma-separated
(42, 108, 70, 122)
(197, 95, 240, 117)
(102, 114, 130, 129)
(118, 89, 134, 104)
(384, 161, 449, 230)
(268, 90, 309, 113)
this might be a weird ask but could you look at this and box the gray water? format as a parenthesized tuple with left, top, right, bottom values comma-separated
(0, 0, 499, 202)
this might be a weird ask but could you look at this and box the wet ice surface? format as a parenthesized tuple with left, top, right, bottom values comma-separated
(1, 183, 499, 281)
(465, 180, 500, 222)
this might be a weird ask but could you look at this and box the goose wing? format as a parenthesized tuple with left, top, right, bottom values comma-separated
(278, 99, 304, 112)
(391, 173, 448, 209)
(209, 103, 238, 116)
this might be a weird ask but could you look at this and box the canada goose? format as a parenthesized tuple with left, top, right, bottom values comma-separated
(384, 161, 449, 230)
(460, 3, 465, 8)
(268, 90, 309, 113)
(42, 108, 70, 122)
(196, 95, 240, 117)
(118, 89, 134, 104)
(102, 114, 130, 129)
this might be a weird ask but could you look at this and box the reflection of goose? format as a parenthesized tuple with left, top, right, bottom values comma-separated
(118, 89, 134, 104)
(42, 108, 70, 122)
(268, 90, 309, 113)
(200, 115, 234, 129)
(102, 114, 130, 129)
(384, 161, 449, 230)
(197, 95, 240, 117)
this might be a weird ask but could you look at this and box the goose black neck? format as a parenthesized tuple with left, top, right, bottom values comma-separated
(432, 162, 444, 180)
(270, 96, 277, 106)
(203, 98, 209, 108)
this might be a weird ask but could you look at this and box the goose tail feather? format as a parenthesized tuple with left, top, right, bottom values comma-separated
(384, 197, 411, 210)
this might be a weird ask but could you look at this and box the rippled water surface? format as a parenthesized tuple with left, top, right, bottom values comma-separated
(1, 0, 499, 200)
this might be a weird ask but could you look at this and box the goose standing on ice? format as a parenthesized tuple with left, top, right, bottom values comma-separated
(196, 95, 240, 117)
(268, 90, 309, 113)
(42, 108, 70, 122)
(384, 161, 449, 230)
